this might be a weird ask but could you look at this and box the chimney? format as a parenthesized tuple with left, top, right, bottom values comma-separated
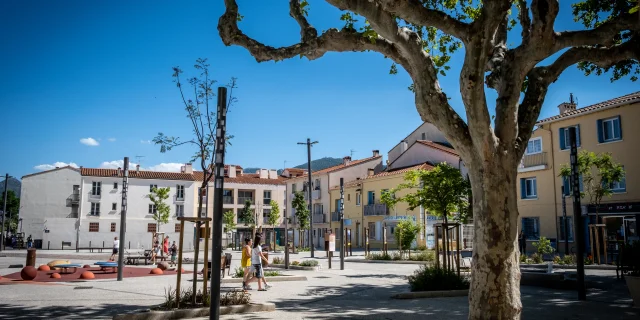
(343, 156, 352, 166)
(182, 163, 193, 174)
(372, 150, 380, 157)
(558, 93, 577, 115)
(259, 169, 268, 179)
(228, 165, 236, 178)
(136, 164, 140, 172)
(367, 168, 375, 176)
(401, 140, 408, 153)
(269, 170, 278, 179)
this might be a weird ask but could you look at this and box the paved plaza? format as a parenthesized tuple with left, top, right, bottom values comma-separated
(0, 249, 638, 319)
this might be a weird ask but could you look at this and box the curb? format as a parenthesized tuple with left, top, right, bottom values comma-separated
(269, 264, 321, 271)
(345, 259, 432, 265)
(520, 264, 617, 271)
(112, 303, 275, 320)
(221, 275, 307, 283)
(392, 289, 469, 299)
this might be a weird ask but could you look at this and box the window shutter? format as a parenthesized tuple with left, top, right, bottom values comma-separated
(563, 177, 569, 196)
(615, 115, 622, 139)
(559, 128, 566, 150)
(520, 179, 526, 199)
(596, 119, 604, 143)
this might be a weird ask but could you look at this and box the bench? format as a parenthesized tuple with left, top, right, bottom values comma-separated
(125, 256, 150, 265)
(77, 247, 112, 253)
(207, 255, 228, 278)
(95, 262, 118, 273)
(53, 263, 82, 274)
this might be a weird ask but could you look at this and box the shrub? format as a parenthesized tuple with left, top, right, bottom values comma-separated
(519, 253, 527, 263)
(219, 290, 251, 306)
(291, 261, 300, 266)
(392, 252, 403, 261)
(408, 250, 435, 262)
(263, 270, 282, 277)
(394, 219, 421, 253)
(298, 247, 311, 252)
(553, 255, 562, 265)
(233, 266, 244, 278)
(272, 257, 284, 265)
(160, 286, 212, 309)
(532, 237, 555, 256)
(408, 266, 470, 292)
(299, 260, 319, 267)
(367, 252, 392, 260)
(584, 255, 593, 265)
(530, 253, 543, 264)
(562, 254, 576, 265)
(415, 244, 428, 251)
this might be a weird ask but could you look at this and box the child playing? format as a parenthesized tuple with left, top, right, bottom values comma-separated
(170, 241, 178, 267)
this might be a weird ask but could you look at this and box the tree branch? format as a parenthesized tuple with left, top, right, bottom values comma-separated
(530, 0, 560, 41)
(517, 0, 531, 42)
(289, 0, 317, 42)
(218, 0, 404, 63)
(375, 0, 471, 42)
(556, 13, 640, 49)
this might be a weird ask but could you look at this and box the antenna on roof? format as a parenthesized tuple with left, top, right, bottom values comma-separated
(350, 149, 357, 158)
(135, 155, 145, 167)
(570, 93, 574, 104)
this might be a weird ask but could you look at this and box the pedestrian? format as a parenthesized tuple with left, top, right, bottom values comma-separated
(151, 239, 160, 265)
(518, 231, 526, 255)
(163, 236, 169, 257)
(241, 238, 253, 290)
(110, 236, 119, 261)
(27, 235, 33, 249)
(170, 241, 178, 267)
(249, 235, 268, 291)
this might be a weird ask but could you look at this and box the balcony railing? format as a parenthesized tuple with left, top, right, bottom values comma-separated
(175, 194, 185, 202)
(69, 193, 80, 204)
(223, 196, 234, 204)
(312, 213, 326, 223)
(89, 192, 101, 199)
(237, 197, 253, 205)
(519, 152, 547, 168)
(331, 211, 341, 221)
(364, 203, 388, 216)
(312, 189, 321, 200)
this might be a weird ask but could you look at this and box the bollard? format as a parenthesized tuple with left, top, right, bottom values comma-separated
(129, 241, 131, 249)
(327, 250, 332, 269)
(26, 248, 37, 267)
(48, 241, 50, 250)
(102, 241, 105, 248)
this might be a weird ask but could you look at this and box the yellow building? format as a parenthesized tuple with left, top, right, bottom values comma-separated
(517, 91, 640, 254)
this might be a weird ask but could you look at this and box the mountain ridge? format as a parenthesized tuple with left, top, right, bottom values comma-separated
(244, 157, 343, 175)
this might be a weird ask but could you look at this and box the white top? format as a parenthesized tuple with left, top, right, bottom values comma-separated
(251, 245, 262, 265)
(113, 240, 119, 249)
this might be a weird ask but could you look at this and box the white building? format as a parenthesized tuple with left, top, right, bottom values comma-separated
(282, 152, 383, 248)
(387, 122, 449, 165)
(20, 164, 197, 251)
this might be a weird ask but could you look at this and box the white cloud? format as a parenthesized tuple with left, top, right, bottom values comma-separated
(80, 137, 100, 146)
(147, 163, 184, 172)
(99, 160, 139, 169)
(140, 140, 151, 144)
(34, 162, 79, 171)
(107, 138, 116, 142)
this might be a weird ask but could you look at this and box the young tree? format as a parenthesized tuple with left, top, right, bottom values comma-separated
(559, 151, 625, 221)
(268, 200, 281, 252)
(218, 1, 639, 316)
(153, 58, 237, 298)
(239, 200, 254, 226)
(394, 219, 421, 256)
(149, 187, 171, 232)
(0, 190, 20, 233)
(222, 210, 236, 233)
(292, 191, 310, 247)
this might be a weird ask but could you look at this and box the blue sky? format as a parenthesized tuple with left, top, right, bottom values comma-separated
(1, 1, 637, 180)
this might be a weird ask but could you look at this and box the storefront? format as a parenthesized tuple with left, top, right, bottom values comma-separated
(587, 202, 640, 247)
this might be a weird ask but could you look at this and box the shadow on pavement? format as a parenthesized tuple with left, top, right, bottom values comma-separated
(0, 302, 149, 320)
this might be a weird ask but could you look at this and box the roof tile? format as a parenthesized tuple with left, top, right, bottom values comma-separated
(537, 91, 640, 124)
(81, 168, 195, 181)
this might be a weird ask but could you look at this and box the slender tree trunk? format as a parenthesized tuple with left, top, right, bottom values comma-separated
(468, 160, 521, 319)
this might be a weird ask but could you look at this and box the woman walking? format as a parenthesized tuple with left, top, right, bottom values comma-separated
(241, 238, 253, 290)
(249, 235, 268, 291)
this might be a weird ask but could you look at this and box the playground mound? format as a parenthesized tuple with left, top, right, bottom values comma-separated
(0, 266, 191, 284)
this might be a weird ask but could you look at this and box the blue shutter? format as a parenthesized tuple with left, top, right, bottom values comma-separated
(576, 125, 581, 147)
(596, 119, 604, 143)
(614, 116, 622, 139)
(520, 179, 526, 199)
(559, 128, 566, 150)
(563, 177, 569, 196)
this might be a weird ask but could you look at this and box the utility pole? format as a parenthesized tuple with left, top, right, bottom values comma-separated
(569, 127, 586, 300)
(562, 191, 569, 255)
(339, 178, 345, 270)
(298, 138, 318, 257)
(117, 158, 129, 281)
(1, 173, 9, 251)
(210, 86, 229, 320)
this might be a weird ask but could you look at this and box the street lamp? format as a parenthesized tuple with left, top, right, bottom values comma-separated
(297, 139, 318, 257)
(1, 173, 13, 252)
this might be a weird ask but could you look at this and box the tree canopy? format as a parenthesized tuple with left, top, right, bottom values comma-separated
(292, 191, 310, 230)
(149, 187, 171, 232)
(223, 210, 236, 233)
(239, 200, 254, 226)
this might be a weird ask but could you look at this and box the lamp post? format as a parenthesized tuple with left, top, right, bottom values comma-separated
(298, 138, 318, 257)
(1, 173, 10, 252)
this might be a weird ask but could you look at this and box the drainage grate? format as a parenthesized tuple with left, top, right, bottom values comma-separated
(73, 286, 93, 290)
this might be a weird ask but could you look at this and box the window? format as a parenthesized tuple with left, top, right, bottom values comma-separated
(521, 217, 540, 240)
(525, 137, 542, 155)
(607, 166, 626, 193)
(421, 132, 426, 140)
(113, 182, 118, 190)
(176, 185, 185, 199)
(314, 179, 320, 190)
(90, 203, 100, 216)
(367, 191, 375, 205)
(175, 223, 181, 233)
(112, 203, 117, 211)
(520, 178, 537, 199)
(562, 175, 584, 196)
(314, 203, 324, 215)
(356, 193, 361, 206)
(263, 209, 271, 221)
(150, 184, 158, 192)
(263, 190, 272, 203)
(558, 216, 574, 242)
(347, 194, 351, 201)
(559, 125, 581, 150)
(223, 189, 234, 204)
(238, 190, 253, 204)
(111, 222, 116, 232)
(148, 223, 157, 233)
(597, 116, 622, 143)
(149, 204, 157, 214)
(176, 204, 184, 217)
(292, 184, 297, 193)
(89, 222, 99, 232)
(368, 222, 376, 239)
(92, 181, 101, 196)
